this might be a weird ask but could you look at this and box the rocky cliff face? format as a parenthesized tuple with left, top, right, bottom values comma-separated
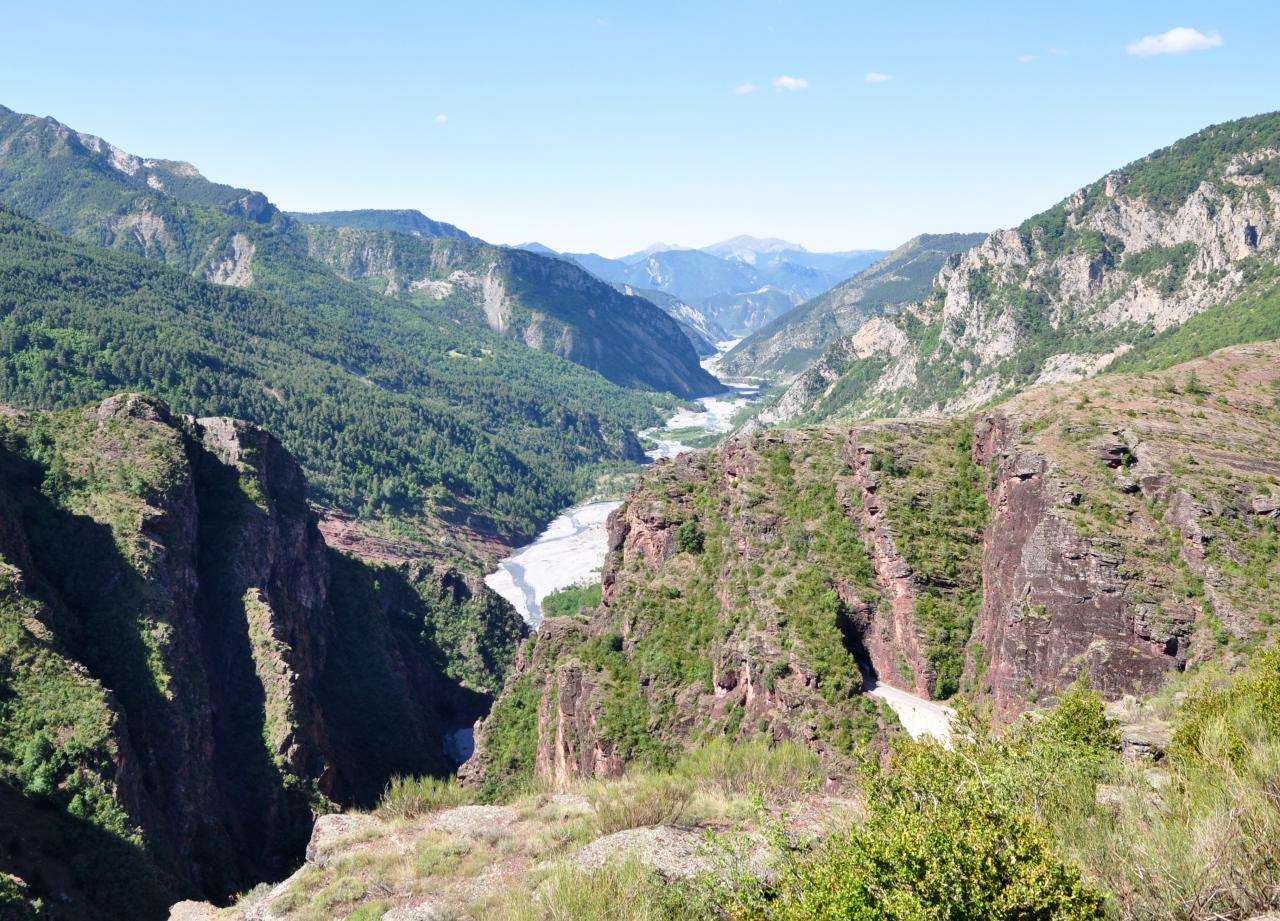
(471, 343, 1280, 786)
(468, 430, 908, 793)
(293, 223, 722, 398)
(721, 233, 987, 381)
(0, 396, 525, 920)
(968, 342, 1280, 715)
(762, 114, 1280, 425)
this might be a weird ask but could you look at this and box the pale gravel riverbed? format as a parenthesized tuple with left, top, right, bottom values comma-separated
(483, 499, 620, 627)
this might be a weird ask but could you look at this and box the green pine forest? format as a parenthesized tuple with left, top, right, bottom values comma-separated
(0, 205, 669, 544)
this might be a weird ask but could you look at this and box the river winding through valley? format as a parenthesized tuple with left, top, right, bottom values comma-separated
(484, 341, 756, 626)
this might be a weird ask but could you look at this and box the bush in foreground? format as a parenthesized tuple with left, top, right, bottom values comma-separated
(589, 773, 693, 835)
(376, 775, 473, 820)
(674, 737, 822, 800)
(1063, 648, 1280, 921)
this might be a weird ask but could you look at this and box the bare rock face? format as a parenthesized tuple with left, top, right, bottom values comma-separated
(571, 826, 724, 879)
(538, 658, 627, 782)
(971, 412, 1183, 717)
(842, 426, 935, 697)
(204, 232, 256, 287)
(967, 343, 1280, 716)
(601, 451, 710, 604)
(193, 415, 335, 787)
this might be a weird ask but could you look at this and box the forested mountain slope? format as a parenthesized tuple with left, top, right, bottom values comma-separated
(290, 220, 719, 396)
(469, 342, 1280, 789)
(0, 396, 525, 918)
(0, 103, 716, 401)
(761, 113, 1280, 425)
(0, 205, 662, 548)
(720, 232, 987, 379)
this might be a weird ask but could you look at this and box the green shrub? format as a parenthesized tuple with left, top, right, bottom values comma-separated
(377, 775, 473, 819)
(486, 856, 696, 921)
(589, 773, 693, 834)
(724, 737, 1106, 921)
(675, 738, 822, 800)
(1062, 648, 1280, 920)
(1036, 681, 1121, 752)
(0, 874, 37, 921)
(675, 519, 705, 554)
(708, 689, 1128, 920)
(414, 833, 469, 877)
(344, 901, 392, 921)
(478, 676, 541, 802)
(541, 582, 603, 618)
(313, 876, 365, 911)
(755, 799, 1103, 920)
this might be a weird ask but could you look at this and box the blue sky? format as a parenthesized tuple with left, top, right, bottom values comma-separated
(4, 1, 1278, 255)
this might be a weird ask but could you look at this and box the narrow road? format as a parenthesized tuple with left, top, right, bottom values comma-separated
(866, 680, 954, 744)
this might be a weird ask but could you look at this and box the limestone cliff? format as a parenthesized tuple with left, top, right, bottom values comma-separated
(763, 113, 1280, 425)
(721, 233, 987, 381)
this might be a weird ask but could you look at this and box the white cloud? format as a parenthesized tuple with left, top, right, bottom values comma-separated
(771, 75, 809, 91)
(1017, 53, 1037, 65)
(1126, 27, 1222, 56)
(1048, 47, 1069, 57)
(435, 114, 448, 123)
(864, 71, 892, 83)
(733, 83, 758, 95)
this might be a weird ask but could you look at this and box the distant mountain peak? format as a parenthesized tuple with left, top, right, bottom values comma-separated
(515, 241, 559, 255)
(620, 241, 693, 263)
(703, 235, 808, 258)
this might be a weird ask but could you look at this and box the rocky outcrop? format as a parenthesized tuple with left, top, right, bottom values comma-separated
(842, 426, 934, 697)
(470, 430, 900, 791)
(0, 396, 525, 918)
(534, 623, 626, 782)
(721, 232, 986, 382)
(476, 343, 1280, 786)
(971, 413, 1184, 716)
(170, 791, 797, 921)
(756, 114, 1280, 424)
(204, 232, 256, 287)
(967, 342, 1280, 715)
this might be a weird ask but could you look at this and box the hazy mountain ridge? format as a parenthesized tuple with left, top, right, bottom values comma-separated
(290, 208, 474, 240)
(536, 239, 887, 336)
(613, 285, 727, 356)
